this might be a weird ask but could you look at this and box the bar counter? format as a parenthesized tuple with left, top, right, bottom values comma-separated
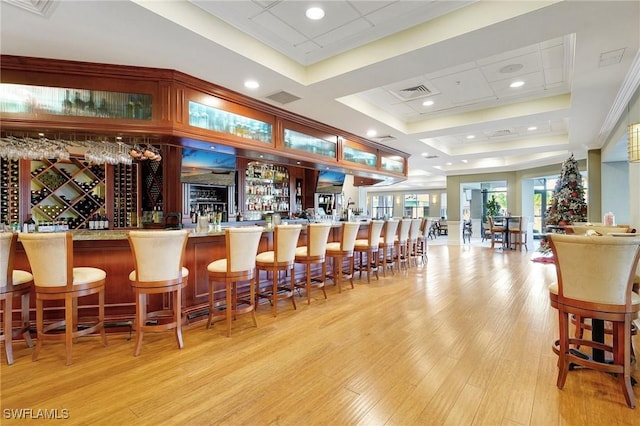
(12, 221, 370, 330)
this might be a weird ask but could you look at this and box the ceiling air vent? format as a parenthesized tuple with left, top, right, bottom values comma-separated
(373, 135, 396, 143)
(489, 129, 515, 138)
(392, 83, 433, 101)
(265, 91, 301, 105)
(422, 155, 438, 159)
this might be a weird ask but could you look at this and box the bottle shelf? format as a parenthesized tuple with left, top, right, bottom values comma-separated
(0, 158, 21, 227)
(30, 157, 106, 229)
(244, 162, 290, 215)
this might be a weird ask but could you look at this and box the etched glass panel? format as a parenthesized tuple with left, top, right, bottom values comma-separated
(188, 101, 272, 143)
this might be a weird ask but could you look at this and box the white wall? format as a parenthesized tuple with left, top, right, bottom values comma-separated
(601, 161, 630, 224)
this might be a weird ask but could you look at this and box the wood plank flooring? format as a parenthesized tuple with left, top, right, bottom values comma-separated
(1, 242, 639, 425)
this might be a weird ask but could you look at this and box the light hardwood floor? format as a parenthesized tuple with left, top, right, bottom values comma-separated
(1, 242, 639, 425)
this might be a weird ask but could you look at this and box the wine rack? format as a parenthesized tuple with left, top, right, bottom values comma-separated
(113, 163, 138, 228)
(30, 157, 106, 229)
(0, 158, 20, 226)
(141, 158, 163, 211)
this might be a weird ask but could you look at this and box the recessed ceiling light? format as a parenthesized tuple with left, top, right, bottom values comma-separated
(466, 135, 475, 139)
(528, 126, 537, 131)
(306, 7, 325, 20)
(422, 100, 434, 106)
(446, 162, 452, 166)
(510, 80, 525, 88)
(461, 159, 468, 163)
(244, 80, 259, 89)
(366, 129, 377, 137)
(421, 152, 429, 157)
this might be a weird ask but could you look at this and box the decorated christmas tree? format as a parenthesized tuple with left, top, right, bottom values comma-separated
(544, 154, 588, 226)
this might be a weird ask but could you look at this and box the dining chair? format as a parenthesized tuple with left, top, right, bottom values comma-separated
(488, 216, 506, 249)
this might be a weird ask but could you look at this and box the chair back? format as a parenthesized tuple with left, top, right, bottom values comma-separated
(20, 232, 73, 289)
(0, 233, 16, 288)
(566, 224, 631, 235)
(274, 224, 302, 262)
(509, 216, 522, 231)
(302, 223, 332, 257)
(397, 218, 411, 243)
(226, 227, 264, 272)
(421, 219, 431, 238)
(519, 216, 528, 232)
(366, 220, 385, 246)
(339, 222, 360, 251)
(128, 230, 188, 283)
(548, 234, 640, 307)
(409, 218, 422, 240)
(382, 219, 399, 244)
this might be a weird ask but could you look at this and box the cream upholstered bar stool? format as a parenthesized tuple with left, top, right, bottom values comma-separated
(393, 218, 411, 271)
(415, 218, 431, 264)
(407, 218, 423, 267)
(548, 234, 640, 408)
(128, 230, 189, 356)
(256, 224, 302, 317)
(353, 220, 384, 283)
(293, 222, 332, 304)
(20, 232, 107, 365)
(325, 222, 360, 293)
(207, 227, 264, 337)
(378, 219, 399, 276)
(1, 233, 34, 365)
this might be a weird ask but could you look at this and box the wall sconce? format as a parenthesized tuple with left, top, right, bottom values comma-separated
(629, 122, 640, 162)
(432, 195, 437, 204)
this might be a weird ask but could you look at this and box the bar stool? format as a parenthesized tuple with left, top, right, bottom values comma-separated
(293, 223, 332, 305)
(1, 233, 34, 365)
(378, 219, 399, 276)
(407, 218, 423, 267)
(128, 230, 189, 356)
(207, 227, 264, 337)
(415, 218, 430, 264)
(20, 232, 107, 365)
(325, 222, 360, 293)
(256, 224, 302, 317)
(353, 220, 384, 282)
(394, 218, 411, 271)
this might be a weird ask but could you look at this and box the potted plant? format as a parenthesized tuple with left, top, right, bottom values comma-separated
(485, 195, 501, 221)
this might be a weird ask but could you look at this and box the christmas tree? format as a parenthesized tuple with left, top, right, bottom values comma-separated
(544, 154, 588, 226)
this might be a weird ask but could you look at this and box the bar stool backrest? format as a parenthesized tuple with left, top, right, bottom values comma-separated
(397, 218, 411, 243)
(1, 233, 15, 288)
(274, 224, 302, 262)
(548, 234, 640, 306)
(20, 232, 73, 288)
(128, 230, 188, 283)
(339, 222, 361, 251)
(382, 220, 399, 244)
(227, 227, 264, 272)
(409, 218, 422, 240)
(367, 220, 385, 246)
(303, 223, 332, 257)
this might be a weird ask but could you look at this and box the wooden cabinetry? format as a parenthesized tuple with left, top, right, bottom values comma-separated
(30, 158, 106, 229)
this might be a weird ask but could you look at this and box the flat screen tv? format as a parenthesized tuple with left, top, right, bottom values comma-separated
(315, 170, 345, 194)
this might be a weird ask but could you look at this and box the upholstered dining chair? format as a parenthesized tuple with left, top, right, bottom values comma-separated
(548, 234, 640, 408)
(508, 216, 529, 251)
(20, 232, 107, 365)
(353, 220, 384, 283)
(326, 222, 360, 293)
(128, 230, 189, 356)
(207, 227, 264, 337)
(1, 233, 34, 364)
(293, 222, 332, 305)
(378, 219, 399, 276)
(256, 224, 302, 316)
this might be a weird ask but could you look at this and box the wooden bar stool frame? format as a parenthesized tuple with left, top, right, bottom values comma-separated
(326, 222, 361, 293)
(294, 223, 332, 305)
(128, 230, 189, 356)
(1, 233, 34, 365)
(354, 220, 384, 282)
(20, 232, 107, 365)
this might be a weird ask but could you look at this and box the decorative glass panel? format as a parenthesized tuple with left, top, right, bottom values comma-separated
(381, 156, 404, 173)
(188, 101, 272, 143)
(0, 83, 152, 120)
(284, 129, 336, 158)
(343, 146, 377, 167)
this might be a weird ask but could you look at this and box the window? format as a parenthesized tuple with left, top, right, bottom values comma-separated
(370, 195, 393, 219)
(403, 193, 430, 218)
